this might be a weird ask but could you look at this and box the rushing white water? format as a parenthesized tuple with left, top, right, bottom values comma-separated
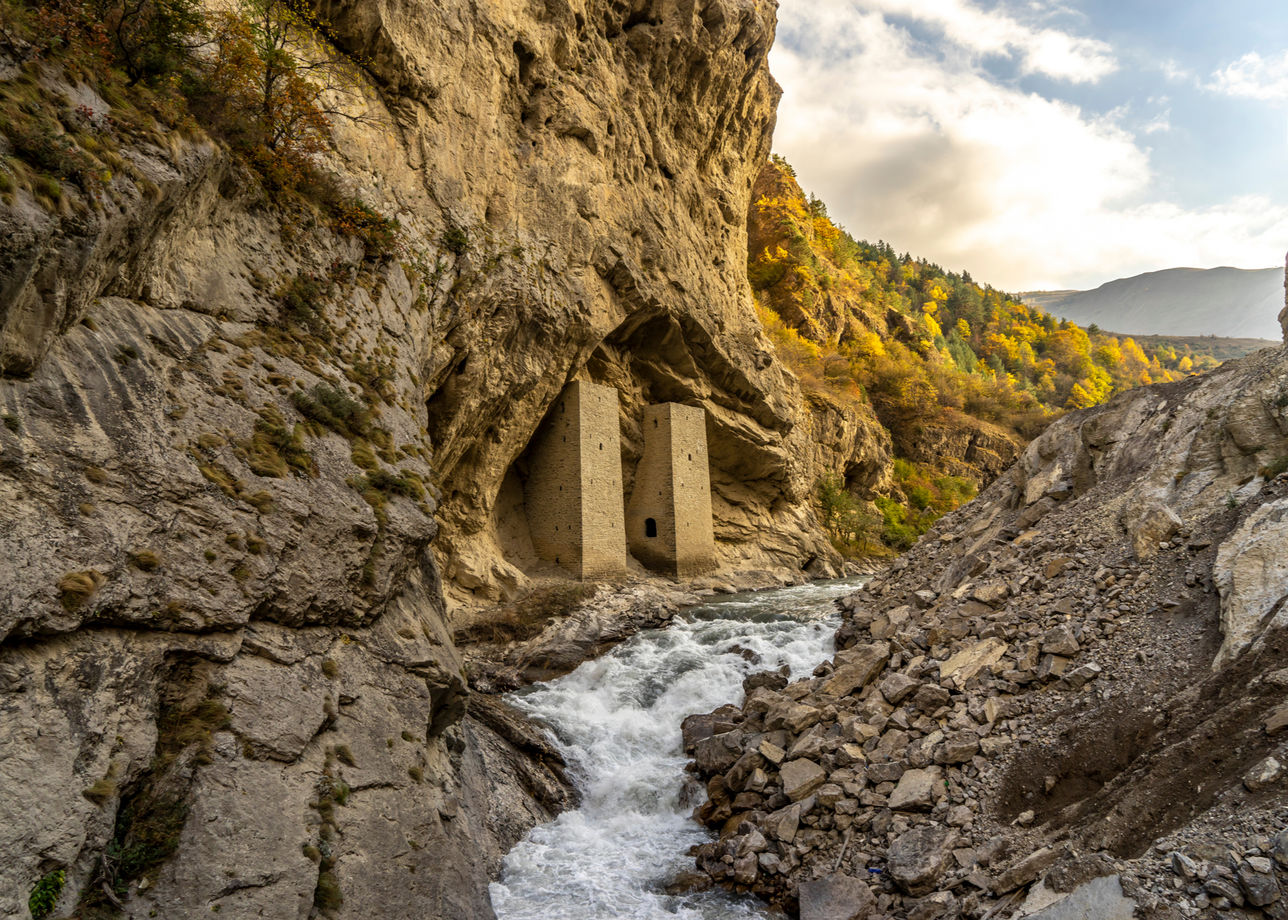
(490, 577, 867, 920)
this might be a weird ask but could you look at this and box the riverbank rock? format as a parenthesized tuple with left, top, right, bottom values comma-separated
(799, 873, 877, 920)
(685, 340, 1288, 919)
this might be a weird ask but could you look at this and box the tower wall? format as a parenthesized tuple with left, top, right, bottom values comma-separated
(576, 381, 627, 578)
(627, 403, 716, 577)
(524, 381, 626, 578)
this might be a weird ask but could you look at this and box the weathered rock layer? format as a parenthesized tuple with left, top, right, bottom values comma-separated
(0, 0, 891, 916)
(686, 341, 1288, 919)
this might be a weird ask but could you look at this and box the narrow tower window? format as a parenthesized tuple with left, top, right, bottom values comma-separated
(645, 518, 658, 538)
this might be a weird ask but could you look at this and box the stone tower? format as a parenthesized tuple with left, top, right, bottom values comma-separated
(524, 380, 626, 578)
(627, 402, 717, 577)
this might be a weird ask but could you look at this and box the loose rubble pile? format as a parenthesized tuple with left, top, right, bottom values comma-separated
(683, 347, 1288, 919)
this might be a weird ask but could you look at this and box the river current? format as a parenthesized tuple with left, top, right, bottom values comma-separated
(489, 576, 867, 920)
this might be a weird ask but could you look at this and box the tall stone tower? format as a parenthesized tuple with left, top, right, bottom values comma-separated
(524, 381, 626, 579)
(627, 403, 717, 577)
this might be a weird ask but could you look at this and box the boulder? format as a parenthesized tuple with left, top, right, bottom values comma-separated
(879, 672, 919, 706)
(781, 759, 827, 802)
(1039, 625, 1080, 657)
(939, 639, 1008, 683)
(798, 873, 876, 920)
(1274, 828, 1288, 867)
(887, 825, 954, 896)
(888, 767, 941, 811)
(972, 582, 1010, 607)
(764, 802, 801, 843)
(766, 701, 823, 734)
(1124, 499, 1182, 561)
(822, 642, 891, 699)
(694, 730, 745, 775)
(1239, 859, 1282, 907)
(1024, 875, 1136, 920)
(936, 732, 980, 765)
(1245, 756, 1284, 792)
(759, 739, 787, 765)
(1265, 705, 1288, 734)
(1214, 497, 1288, 667)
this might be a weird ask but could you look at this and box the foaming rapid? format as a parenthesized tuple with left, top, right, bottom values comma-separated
(490, 577, 867, 920)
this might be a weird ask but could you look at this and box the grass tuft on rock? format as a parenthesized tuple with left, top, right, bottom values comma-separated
(58, 570, 105, 611)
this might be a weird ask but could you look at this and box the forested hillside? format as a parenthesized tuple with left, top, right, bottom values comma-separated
(750, 157, 1236, 552)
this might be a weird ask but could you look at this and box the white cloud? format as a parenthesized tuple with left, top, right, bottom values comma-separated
(770, 3, 1288, 291)
(1209, 51, 1288, 102)
(1160, 59, 1193, 83)
(860, 0, 1117, 83)
(1140, 109, 1171, 134)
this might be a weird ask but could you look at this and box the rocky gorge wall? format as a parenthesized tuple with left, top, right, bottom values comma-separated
(0, 0, 902, 916)
(683, 325, 1288, 918)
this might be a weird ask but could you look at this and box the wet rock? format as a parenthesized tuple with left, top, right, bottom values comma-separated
(682, 713, 721, 752)
(735, 825, 769, 857)
(694, 730, 745, 774)
(781, 759, 827, 802)
(744, 670, 790, 694)
(798, 872, 877, 920)
(887, 825, 954, 896)
(667, 870, 714, 895)
(822, 642, 891, 699)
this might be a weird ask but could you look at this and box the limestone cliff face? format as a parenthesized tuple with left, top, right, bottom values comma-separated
(0, 0, 888, 916)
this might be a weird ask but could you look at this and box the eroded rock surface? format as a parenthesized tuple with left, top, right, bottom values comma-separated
(0, 0, 888, 916)
(687, 343, 1288, 919)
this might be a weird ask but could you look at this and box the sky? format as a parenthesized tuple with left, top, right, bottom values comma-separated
(770, 0, 1288, 291)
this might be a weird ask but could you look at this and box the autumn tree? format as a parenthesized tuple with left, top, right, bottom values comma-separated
(100, 0, 205, 85)
(207, 0, 371, 189)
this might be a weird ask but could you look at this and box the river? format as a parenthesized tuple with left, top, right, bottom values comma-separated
(489, 576, 868, 920)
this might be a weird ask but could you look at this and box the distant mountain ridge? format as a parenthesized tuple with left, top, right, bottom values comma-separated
(1022, 265, 1283, 340)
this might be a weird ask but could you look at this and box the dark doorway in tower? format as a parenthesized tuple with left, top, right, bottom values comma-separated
(645, 518, 658, 538)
